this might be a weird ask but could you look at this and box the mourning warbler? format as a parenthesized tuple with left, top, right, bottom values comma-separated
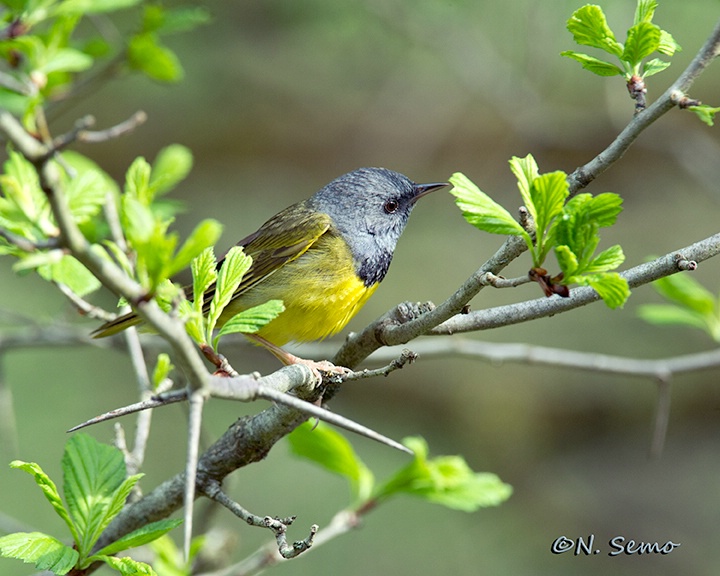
(93, 167, 447, 362)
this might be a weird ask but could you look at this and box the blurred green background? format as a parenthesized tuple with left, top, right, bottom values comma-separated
(2, 0, 720, 574)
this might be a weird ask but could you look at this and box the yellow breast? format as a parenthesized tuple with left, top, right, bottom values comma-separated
(220, 235, 379, 346)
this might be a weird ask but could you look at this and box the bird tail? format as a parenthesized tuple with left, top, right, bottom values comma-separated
(92, 312, 142, 338)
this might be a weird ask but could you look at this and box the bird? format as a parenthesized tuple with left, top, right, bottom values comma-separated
(93, 167, 447, 370)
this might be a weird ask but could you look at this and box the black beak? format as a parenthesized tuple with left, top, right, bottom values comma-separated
(412, 181, 449, 203)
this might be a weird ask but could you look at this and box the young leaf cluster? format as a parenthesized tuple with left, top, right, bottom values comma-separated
(182, 246, 285, 351)
(288, 422, 511, 512)
(0, 434, 181, 575)
(450, 154, 630, 308)
(561, 1, 681, 81)
(0, 0, 209, 129)
(117, 145, 222, 294)
(638, 272, 720, 342)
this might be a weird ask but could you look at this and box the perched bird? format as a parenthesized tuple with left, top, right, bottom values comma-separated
(93, 167, 446, 368)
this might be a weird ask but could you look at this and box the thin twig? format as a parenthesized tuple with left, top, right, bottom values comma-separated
(202, 480, 316, 560)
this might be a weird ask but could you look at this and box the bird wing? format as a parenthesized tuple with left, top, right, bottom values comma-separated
(198, 204, 333, 311)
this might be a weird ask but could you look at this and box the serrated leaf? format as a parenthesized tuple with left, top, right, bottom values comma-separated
(152, 353, 173, 388)
(689, 105, 720, 127)
(38, 254, 102, 297)
(9, 461, 78, 541)
(560, 51, 624, 76)
(149, 144, 193, 196)
(449, 172, 528, 239)
(207, 246, 252, 335)
(0, 532, 79, 575)
(61, 434, 129, 557)
(65, 170, 109, 224)
(566, 5, 623, 57)
(215, 299, 285, 346)
(93, 519, 183, 558)
(585, 192, 623, 227)
(651, 272, 716, 315)
(373, 437, 512, 512)
(168, 219, 222, 278)
(622, 22, 660, 67)
(288, 421, 375, 502)
(658, 30, 681, 56)
(642, 58, 671, 77)
(95, 555, 157, 575)
(530, 171, 568, 235)
(580, 272, 630, 309)
(191, 247, 217, 314)
(634, 0, 657, 25)
(584, 244, 625, 274)
(508, 154, 539, 220)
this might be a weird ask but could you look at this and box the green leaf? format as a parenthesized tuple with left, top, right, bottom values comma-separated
(566, 4, 623, 57)
(95, 554, 157, 575)
(373, 437, 512, 512)
(168, 219, 223, 278)
(585, 192, 623, 227)
(579, 272, 630, 309)
(560, 51, 624, 76)
(216, 300, 284, 341)
(637, 304, 711, 332)
(530, 171, 568, 236)
(508, 154, 539, 219)
(128, 33, 183, 83)
(65, 170, 109, 224)
(651, 272, 716, 315)
(207, 246, 252, 335)
(38, 254, 102, 297)
(53, 0, 143, 15)
(149, 144, 193, 196)
(12, 249, 64, 273)
(634, 0, 657, 24)
(157, 6, 212, 34)
(288, 421, 375, 502)
(584, 244, 625, 274)
(191, 247, 217, 314)
(622, 22, 660, 67)
(658, 30, 681, 56)
(638, 300, 720, 341)
(92, 519, 183, 558)
(9, 461, 79, 542)
(0, 532, 79, 575)
(449, 172, 528, 239)
(61, 434, 130, 557)
(121, 195, 155, 245)
(152, 353, 173, 389)
(40, 47, 93, 74)
(689, 105, 720, 127)
(642, 58, 671, 77)
(555, 245, 579, 278)
(124, 157, 152, 204)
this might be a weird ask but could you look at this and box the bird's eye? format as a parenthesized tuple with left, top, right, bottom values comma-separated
(384, 199, 399, 214)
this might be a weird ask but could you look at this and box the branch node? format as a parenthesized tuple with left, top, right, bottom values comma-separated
(674, 253, 698, 271)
